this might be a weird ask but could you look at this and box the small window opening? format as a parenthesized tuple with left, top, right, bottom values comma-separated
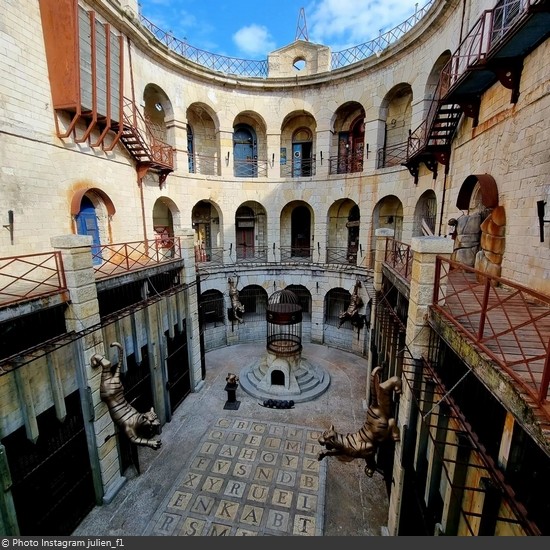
(293, 58, 306, 71)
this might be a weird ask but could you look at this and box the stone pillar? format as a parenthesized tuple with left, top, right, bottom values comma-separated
(266, 131, 280, 178)
(175, 227, 204, 392)
(50, 235, 125, 504)
(364, 117, 384, 171)
(386, 236, 454, 536)
(218, 129, 234, 178)
(315, 129, 331, 178)
(166, 116, 189, 176)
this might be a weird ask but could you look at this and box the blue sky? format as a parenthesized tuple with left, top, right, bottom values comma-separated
(137, 0, 427, 59)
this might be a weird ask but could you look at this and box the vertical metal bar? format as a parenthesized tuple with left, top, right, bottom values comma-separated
(478, 276, 491, 341)
(538, 337, 550, 404)
(432, 257, 442, 305)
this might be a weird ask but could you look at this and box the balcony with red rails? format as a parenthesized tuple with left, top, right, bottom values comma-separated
(0, 251, 68, 310)
(92, 238, 182, 280)
(431, 256, 550, 425)
(384, 238, 413, 281)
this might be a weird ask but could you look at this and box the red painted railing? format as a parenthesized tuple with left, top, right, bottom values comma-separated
(0, 251, 67, 307)
(432, 256, 550, 407)
(384, 239, 412, 281)
(93, 238, 182, 280)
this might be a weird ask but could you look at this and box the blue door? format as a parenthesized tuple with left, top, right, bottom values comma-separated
(292, 144, 302, 177)
(233, 126, 256, 177)
(76, 197, 102, 265)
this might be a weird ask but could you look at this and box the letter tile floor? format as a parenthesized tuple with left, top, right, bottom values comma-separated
(143, 417, 326, 536)
(74, 343, 389, 537)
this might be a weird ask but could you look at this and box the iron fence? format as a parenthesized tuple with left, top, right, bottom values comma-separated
(93, 238, 182, 280)
(0, 251, 67, 307)
(279, 158, 316, 178)
(384, 238, 413, 281)
(432, 256, 550, 409)
(139, 2, 435, 77)
(188, 153, 220, 176)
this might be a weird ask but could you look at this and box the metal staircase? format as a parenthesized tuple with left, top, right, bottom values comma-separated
(404, 0, 550, 183)
(111, 97, 174, 187)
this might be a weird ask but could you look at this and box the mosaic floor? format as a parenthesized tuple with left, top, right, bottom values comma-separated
(144, 416, 326, 536)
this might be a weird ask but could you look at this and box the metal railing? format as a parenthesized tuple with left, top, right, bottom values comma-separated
(139, 16, 269, 77)
(233, 159, 268, 178)
(331, 1, 436, 68)
(0, 251, 67, 308)
(93, 238, 182, 280)
(377, 141, 409, 168)
(384, 238, 413, 281)
(122, 97, 174, 168)
(188, 153, 220, 176)
(326, 247, 359, 265)
(234, 245, 269, 263)
(407, 0, 539, 161)
(139, 1, 435, 77)
(432, 256, 550, 407)
(279, 158, 316, 178)
(194, 246, 224, 265)
(441, 0, 537, 91)
(279, 247, 315, 263)
(328, 153, 364, 175)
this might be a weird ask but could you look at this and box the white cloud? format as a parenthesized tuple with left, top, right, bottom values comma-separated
(233, 24, 276, 57)
(307, 0, 422, 50)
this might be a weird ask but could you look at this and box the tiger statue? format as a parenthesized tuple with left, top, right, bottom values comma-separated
(338, 280, 364, 328)
(90, 342, 162, 450)
(228, 276, 245, 323)
(318, 366, 401, 477)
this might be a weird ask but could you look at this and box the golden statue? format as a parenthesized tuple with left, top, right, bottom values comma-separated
(91, 342, 162, 450)
(318, 366, 401, 476)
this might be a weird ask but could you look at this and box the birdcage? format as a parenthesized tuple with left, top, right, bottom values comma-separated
(266, 289, 302, 356)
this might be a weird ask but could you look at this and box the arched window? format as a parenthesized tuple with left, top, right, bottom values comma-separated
(200, 289, 225, 326)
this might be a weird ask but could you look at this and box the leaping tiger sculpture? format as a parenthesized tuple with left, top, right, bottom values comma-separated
(338, 280, 364, 328)
(91, 342, 162, 450)
(228, 276, 245, 323)
(318, 366, 401, 477)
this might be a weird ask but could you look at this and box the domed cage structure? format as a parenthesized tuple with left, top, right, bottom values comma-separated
(266, 289, 302, 356)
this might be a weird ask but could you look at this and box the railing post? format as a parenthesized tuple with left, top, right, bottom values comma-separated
(539, 337, 550, 404)
(477, 276, 491, 342)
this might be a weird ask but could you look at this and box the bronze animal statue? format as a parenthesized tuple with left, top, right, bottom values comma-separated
(90, 342, 162, 450)
(226, 372, 239, 385)
(228, 276, 245, 323)
(318, 366, 401, 476)
(338, 280, 364, 328)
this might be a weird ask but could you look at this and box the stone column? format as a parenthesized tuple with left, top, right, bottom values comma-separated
(175, 227, 205, 392)
(218, 129, 234, 178)
(51, 235, 125, 504)
(165, 116, 189, 176)
(363, 117, 383, 172)
(315, 129, 331, 178)
(386, 236, 454, 536)
(266, 131, 280, 178)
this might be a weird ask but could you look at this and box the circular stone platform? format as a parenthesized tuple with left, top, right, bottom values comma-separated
(239, 349, 331, 403)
